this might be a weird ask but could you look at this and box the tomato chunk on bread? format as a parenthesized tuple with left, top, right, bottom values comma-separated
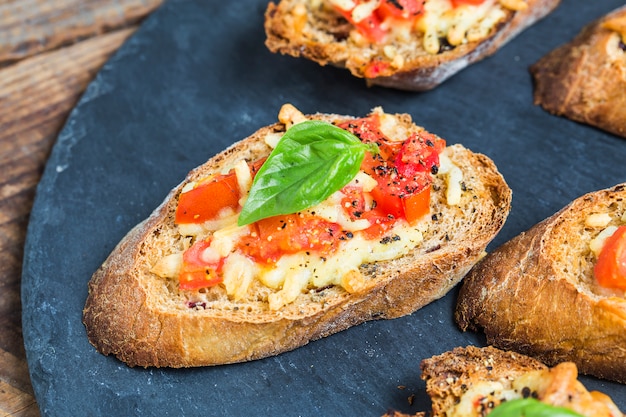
(83, 104, 511, 368)
(456, 183, 626, 384)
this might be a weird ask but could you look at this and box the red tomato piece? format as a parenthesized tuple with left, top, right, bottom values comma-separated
(333, 5, 387, 43)
(395, 132, 446, 178)
(175, 172, 240, 224)
(240, 214, 342, 264)
(594, 226, 626, 290)
(402, 186, 431, 224)
(378, 0, 424, 19)
(179, 239, 223, 290)
(363, 60, 392, 78)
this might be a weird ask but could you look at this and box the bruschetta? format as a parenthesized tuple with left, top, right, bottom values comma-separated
(83, 103, 511, 368)
(530, 6, 626, 138)
(265, 0, 561, 91)
(456, 183, 626, 383)
(384, 345, 624, 417)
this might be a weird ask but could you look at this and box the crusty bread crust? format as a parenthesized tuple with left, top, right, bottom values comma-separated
(83, 109, 512, 368)
(265, 0, 561, 91)
(416, 346, 625, 417)
(421, 345, 547, 416)
(455, 183, 626, 383)
(530, 6, 626, 138)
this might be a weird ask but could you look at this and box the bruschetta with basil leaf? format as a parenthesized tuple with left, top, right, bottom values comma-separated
(83, 104, 511, 368)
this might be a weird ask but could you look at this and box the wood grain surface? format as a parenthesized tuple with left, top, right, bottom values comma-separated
(0, 1, 161, 415)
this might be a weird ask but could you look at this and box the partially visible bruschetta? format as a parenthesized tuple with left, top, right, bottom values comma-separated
(265, 0, 561, 91)
(83, 103, 511, 368)
(456, 183, 626, 384)
(384, 345, 625, 417)
(530, 6, 626, 138)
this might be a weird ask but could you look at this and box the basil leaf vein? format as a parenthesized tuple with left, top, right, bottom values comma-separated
(237, 120, 377, 226)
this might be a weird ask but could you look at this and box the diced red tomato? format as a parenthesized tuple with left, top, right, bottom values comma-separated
(333, 0, 424, 43)
(333, 5, 387, 43)
(175, 172, 240, 224)
(239, 214, 342, 264)
(402, 186, 431, 224)
(338, 115, 440, 226)
(594, 226, 626, 290)
(378, 0, 424, 19)
(395, 131, 446, 178)
(179, 239, 223, 290)
(363, 60, 392, 78)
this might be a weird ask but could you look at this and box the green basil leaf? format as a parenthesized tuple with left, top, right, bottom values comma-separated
(237, 120, 378, 226)
(488, 399, 586, 417)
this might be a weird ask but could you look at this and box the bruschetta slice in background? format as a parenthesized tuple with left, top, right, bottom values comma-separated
(530, 6, 626, 139)
(456, 183, 626, 384)
(265, 0, 561, 91)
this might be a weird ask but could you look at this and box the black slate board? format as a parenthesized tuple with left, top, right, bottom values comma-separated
(22, 1, 626, 415)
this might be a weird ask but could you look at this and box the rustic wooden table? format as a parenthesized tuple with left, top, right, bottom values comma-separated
(0, 1, 162, 415)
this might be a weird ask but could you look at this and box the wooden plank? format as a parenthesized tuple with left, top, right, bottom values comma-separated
(0, 0, 162, 64)
(0, 27, 138, 416)
(0, 349, 39, 417)
(0, 380, 39, 417)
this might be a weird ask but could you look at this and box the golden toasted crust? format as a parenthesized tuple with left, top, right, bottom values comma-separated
(265, 0, 561, 91)
(83, 109, 512, 368)
(421, 345, 547, 416)
(455, 184, 626, 384)
(530, 6, 626, 138)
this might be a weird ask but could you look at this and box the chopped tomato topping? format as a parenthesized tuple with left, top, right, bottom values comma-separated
(175, 172, 240, 224)
(179, 239, 223, 290)
(175, 159, 266, 225)
(402, 186, 431, 224)
(333, 5, 387, 43)
(594, 226, 626, 290)
(340, 115, 443, 227)
(395, 131, 446, 178)
(363, 59, 392, 78)
(378, 0, 424, 19)
(331, 0, 424, 43)
(238, 214, 342, 264)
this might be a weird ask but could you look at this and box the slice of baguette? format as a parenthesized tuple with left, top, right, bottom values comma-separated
(264, 0, 561, 91)
(530, 6, 626, 138)
(383, 346, 624, 417)
(455, 183, 626, 383)
(83, 104, 511, 368)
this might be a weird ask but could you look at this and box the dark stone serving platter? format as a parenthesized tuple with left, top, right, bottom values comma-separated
(22, 1, 626, 415)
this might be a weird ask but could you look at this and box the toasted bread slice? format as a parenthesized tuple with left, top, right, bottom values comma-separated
(83, 104, 511, 368)
(456, 184, 626, 383)
(265, 0, 561, 91)
(530, 6, 626, 138)
(384, 346, 624, 417)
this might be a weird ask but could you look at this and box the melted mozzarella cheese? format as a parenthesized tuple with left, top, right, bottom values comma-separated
(418, 0, 504, 54)
(262, 219, 426, 309)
